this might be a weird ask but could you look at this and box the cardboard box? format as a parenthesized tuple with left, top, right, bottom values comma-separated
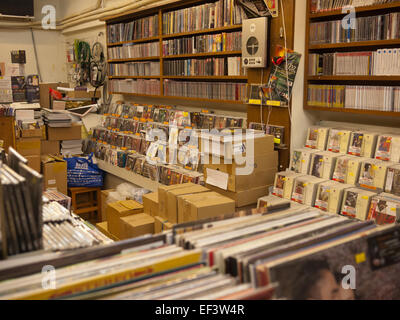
(107, 200, 143, 238)
(26, 155, 41, 173)
(178, 191, 235, 223)
(96, 221, 119, 241)
(154, 216, 174, 234)
(52, 100, 66, 111)
(143, 192, 159, 217)
(66, 90, 101, 99)
(201, 132, 275, 159)
(158, 183, 196, 219)
(41, 155, 67, 195)
(18, 127, 44, 139)
(47, 124, 82, 141)
(100, 189, 115, 222)
(41, 140, 60, 155)
(16, 138, 41, 156)
(39, 82, 69, 109)
(120, 213, 154, 239)
(204, 152, 278, 192)
(205, 184, 270, 207)
(166, 185, 210, 223)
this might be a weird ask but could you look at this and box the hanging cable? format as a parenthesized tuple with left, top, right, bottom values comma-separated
(280, 0, 293, 127)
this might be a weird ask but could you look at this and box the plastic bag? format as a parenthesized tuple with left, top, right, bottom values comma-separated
(65, 153, 103, 188)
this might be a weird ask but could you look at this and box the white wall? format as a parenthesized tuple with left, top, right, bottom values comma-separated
(0, 0, 66, 83)
(291, 0, 317, 150)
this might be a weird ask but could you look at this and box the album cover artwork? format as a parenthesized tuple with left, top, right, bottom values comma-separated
(268, 226, 400, 300)
(359, 162, 375, 187)
(170, 170, 183, 185)
(376, 136, 392, 161)
(249, 122, 266, 132)
(291, 180, 305, 204)
(367, 198, 398, 225)
(306, 128, 318, 148)
(333, 158, 348, 183)
(315, 185, 330, 211)
(311, 155, 323, 178)
(290, 151, 302, 173)
(133, 157, 144, 174)
(152, 108, 160, 122)
(273, 174, 285, 197)
(342, 191, 358, 217)
(328, 131, 341, 153)
(348, 133, 364, 156)
(11, 76, 26, 102)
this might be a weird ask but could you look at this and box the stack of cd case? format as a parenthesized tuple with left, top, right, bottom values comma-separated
(291, 175, 328, 207)
(367, 193, 400, 225)
(314, 181, 352, 214)
(272, 171, 306, 200)
(332, 155, 367, 185)
(289, 148, 318, 174)
(309, 151, 343, 180)
(340, 187, 378, 220)
(375, 134, 400, 162)
(305, 126, 329, 150)
(0, 147, 43, 258)
(348, 131, 378, 158)
(357, 159, 394, 192)
(385, 164, 400, 196)
(326, 128, 352, 154)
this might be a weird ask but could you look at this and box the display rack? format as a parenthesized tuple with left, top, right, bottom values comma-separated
(97, 159, 160, 191)
(103, 0, 246, 105)
(304, 0, 400, 116)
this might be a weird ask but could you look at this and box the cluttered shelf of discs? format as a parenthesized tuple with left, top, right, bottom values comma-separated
(103, 0, 247, 105)
(304, 0, 400, 116)
(97, 159, 160, 192)
(309, 1, 400, 19)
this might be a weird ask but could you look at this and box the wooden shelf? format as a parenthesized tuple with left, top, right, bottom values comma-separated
(307, 75, 400, 82)
(108, 76, 161, 79)
(162, 25, 242, 39)
(309, 2, 400, 20)
(108, 57, 160, 63)
(105, 4, 244, 105)
(163, 51, 242, 59)
(163, 95, 245, 104)
(109, 92, 162, 98)
(309, 39, 400, 50)
(109, 91, 245, 104)
(163, 75, 247, 80)
(107, 36, 160, 47)
(97, 159, 159, 191)
(304, 105, 400, 117)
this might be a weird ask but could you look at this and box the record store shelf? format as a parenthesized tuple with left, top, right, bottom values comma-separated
(96, 159, 159, 192)
(304, 0, 400, 118)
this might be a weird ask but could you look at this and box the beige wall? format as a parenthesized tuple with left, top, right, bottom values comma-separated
(291, 0, 317, 150)
(0, 0, 66, 83)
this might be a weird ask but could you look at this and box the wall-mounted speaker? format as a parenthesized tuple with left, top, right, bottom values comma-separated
(242, 17, 269, 68)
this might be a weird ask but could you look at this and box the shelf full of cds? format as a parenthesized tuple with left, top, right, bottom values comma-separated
(87, 102, 246, 189)
(104, 0, 247, 104)
(273, 124, 400, 225)
(304, 0, 400, 116)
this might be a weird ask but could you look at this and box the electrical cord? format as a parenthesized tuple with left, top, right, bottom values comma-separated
(280, 0, 293, 127)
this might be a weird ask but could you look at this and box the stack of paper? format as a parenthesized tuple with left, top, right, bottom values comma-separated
(61, 140, 82, 156)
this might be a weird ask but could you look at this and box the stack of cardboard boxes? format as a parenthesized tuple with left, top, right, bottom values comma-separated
(16, 125, 46, 173)
(97, 183, 236, 240)
(203, 133, 278, 208)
